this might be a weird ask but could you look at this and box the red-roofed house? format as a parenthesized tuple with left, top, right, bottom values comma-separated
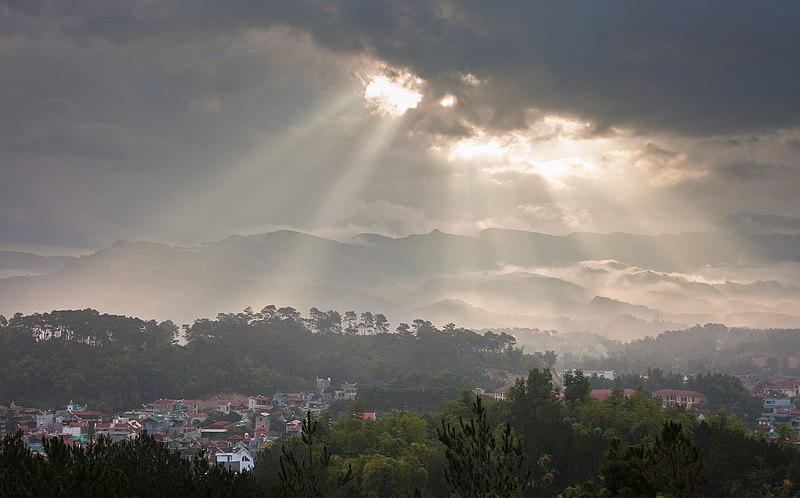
(206, 440, 229, 454)
(765, 380, 800, 400)
(94, 422, 133, 442)
(184, 412, 208, 424)
(150, 399, 179, 413)
(590, 388, 636, 401)
(69, 410, 106, 422)
(286, 419, 302, 435)
(248, 396, 271, 410)
(489, 385, 512, 401)
(652, 389, 707, 409)
(181, 400, 200, 412)
(791, 409, 800, 428)
(201, 420, 231, 440)
(16, 419, 36, 432)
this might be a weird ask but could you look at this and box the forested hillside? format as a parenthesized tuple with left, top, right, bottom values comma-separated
(0, 308, 536, 412)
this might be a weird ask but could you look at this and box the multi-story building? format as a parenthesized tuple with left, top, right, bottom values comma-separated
(652, 389, 707, 409)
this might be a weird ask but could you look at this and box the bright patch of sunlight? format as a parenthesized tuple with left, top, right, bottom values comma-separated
(364, 73, 423, 117)
(531, 157, 600, 189)
(444, 122, 604, 189)
(440, 95, 456, 108)
(447, 130, 529, 162)
(539, 115, 592, 137)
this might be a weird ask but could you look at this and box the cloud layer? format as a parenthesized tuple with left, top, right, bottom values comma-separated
(2, 1, 800, 252)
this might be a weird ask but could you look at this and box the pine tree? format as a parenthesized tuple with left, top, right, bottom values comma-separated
(437, 395, 529, 498)
(278, 411, 353, 497)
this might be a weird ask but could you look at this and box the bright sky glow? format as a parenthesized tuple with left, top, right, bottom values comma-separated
(364, 74, 424, 116)
(448, 135, 514, 161)
(530, 157, 600, 189)
(540, 115, 592, 137)
(445, 120, 606, 188)
(440, 95, 456, 107)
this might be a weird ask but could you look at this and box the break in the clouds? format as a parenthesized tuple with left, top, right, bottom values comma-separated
(2, 1, 800, 252)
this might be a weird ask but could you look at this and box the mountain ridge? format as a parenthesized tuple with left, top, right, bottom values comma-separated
(1, 228, 798, 337)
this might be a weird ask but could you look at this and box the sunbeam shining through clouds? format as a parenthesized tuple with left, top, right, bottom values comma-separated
(363, 73, 424, 117)
(1, 1, 799, 335)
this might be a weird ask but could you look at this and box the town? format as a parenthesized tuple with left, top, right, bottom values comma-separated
(0, 377, 361, 473)
(4, 370, 799, 475)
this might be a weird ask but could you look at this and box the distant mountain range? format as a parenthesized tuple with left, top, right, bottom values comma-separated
(1, 228, 799, 339)
(0, 251, 73, 279)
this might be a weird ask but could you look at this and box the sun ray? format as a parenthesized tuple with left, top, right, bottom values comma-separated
(363, 73, 423, 117)
(150, 89, 361, 236)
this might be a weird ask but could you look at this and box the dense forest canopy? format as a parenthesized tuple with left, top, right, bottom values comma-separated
(0, 308, 538, 412)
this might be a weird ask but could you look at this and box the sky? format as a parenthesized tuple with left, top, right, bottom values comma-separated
(2, 1, 800, 255)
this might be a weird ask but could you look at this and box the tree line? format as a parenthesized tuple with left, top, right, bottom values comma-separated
(0, 308, 536, 413)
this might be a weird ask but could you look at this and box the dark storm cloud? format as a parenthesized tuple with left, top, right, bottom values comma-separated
(307, 1, 800, 136)
(7, 0, 800, 134)
(6, 0, 798, 136)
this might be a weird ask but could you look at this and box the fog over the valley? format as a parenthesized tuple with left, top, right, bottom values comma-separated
(1, 229, 798, 339)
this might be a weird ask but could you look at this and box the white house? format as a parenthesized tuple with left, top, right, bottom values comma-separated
(215, 447, 254, 473)
(36, 412, 54, 431)
(333, 382, 358, 401)
(62, 422, 82, 438)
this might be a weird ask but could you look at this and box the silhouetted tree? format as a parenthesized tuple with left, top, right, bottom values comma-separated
(438, 395, 529, 497)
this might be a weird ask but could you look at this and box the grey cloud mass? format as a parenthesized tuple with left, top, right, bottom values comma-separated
(5, 1, 800, 134)
(1, 1, 800, 253)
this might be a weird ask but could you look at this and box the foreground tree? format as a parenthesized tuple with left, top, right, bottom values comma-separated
(278, 411, 353, 497)
(0, 431, 261, 498)
(599, 421, 703, 498)
(563, 369, 591, 403)
(437, 395, 529, 497)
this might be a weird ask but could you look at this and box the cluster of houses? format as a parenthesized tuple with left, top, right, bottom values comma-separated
(1, 378, 360, 472)
(737, 376, 800, 440)
(481, 369, 800, 444)
(480, 369, 709, 410)
(740, 376, 800, 400)
(482, 384, 707, 410)
(759, 397, 799, 429)
(748, 378, 800, 439)
(5, 369, 800, 467)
